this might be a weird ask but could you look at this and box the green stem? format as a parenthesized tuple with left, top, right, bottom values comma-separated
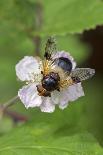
(2, 95, 19, 110)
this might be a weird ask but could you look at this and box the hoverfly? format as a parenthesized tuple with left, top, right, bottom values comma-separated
(36, 37, 95, 97)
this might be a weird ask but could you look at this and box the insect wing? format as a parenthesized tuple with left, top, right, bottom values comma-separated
(70, 68, 95, 83)
(44, 36, 57, 60)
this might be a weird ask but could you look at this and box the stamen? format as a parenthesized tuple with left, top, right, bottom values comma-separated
(26, 72, 42, 85)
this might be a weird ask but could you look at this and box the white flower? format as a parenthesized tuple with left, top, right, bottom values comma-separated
(16, 51, 84, 113)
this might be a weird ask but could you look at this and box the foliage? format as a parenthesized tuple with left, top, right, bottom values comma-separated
(41, 0, 103, 35)
(0, 0, 103, 154)
(0, 127, 103, 155)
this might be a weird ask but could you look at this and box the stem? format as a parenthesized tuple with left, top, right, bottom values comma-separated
(4, 109, 28, 123)
(35, 2, 43, 30)
(3, 95, 19, 110)
(0, 95, 28, 122)
(33, 36, 41, 56)
(33, 2, 43, 56)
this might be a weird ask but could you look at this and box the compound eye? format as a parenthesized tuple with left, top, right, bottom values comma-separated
(54, 57, 73, 73)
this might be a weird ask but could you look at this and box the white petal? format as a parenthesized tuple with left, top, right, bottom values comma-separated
(51, 90, 60, 105)
(59, 90, 70, 110)
(18, 83, 42, 108)
(59, 83, 84, 109)
(16, 56, 42, 81)
(40, 97, 55, 113)
(66, 83, 84, 101)
(52, 51, 76, 69)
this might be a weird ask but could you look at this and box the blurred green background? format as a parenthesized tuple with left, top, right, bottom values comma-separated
(0, 0, 103, 154)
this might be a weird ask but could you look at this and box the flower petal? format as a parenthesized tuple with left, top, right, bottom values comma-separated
(59, 83, 84, 109)
(51, 90, 61, 105)
(18, 83, 42, 108)
(40, 97, 55, 113)
(16, 56, 42, 81)
(66, 83, 84, 101)
(59, 90, 71, 110)
(52, 51, 76, 69)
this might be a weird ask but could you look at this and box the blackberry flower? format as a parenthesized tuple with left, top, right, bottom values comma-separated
(16, 51, 85, 113)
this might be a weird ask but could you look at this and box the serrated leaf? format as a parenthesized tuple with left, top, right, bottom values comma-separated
(55, 35, 90, 64)
(39, 0, 103, 35)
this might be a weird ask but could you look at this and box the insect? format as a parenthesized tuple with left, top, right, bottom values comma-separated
(36, 37, 95, 97)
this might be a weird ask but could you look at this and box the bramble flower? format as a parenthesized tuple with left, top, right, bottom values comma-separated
(16, 51, 85, 113)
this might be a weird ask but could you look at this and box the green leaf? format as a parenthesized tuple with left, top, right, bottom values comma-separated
(0, 0, 36, 31)
(0, 124, 103, 155)
(0, 117, 13, 135)
(39, 0, 103, 35)
(0, 78, 103, 154)
(1, 0, 103, 36)
(56, 35, 90, 64)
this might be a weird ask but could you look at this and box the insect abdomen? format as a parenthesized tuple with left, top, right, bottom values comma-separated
(54, 57, 72, 73)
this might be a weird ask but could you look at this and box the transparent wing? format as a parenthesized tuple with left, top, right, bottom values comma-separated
(44, 36, 57, 60)
(42, 36, 57, 75)
(70, 68, 95, 83)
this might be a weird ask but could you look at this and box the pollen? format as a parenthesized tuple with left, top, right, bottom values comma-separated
(26, 72, 42, 84)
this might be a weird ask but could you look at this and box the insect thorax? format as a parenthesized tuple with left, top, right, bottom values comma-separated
(42, 72, 60, 91)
